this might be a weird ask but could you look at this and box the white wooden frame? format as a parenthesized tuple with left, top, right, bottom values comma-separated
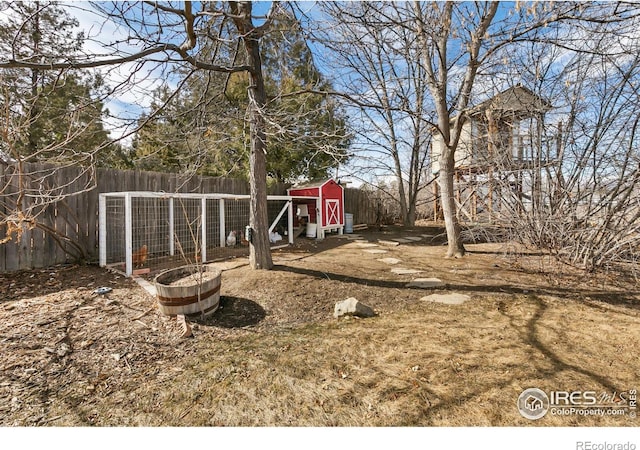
(99, 191, 299, 276)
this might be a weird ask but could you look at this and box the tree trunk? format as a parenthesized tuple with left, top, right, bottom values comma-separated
(247, 99, 273, 270)
(406, 204, 416, 227)
(395, 173, 409, 226)
(439, 150, 465, 258)
(28, 9, 41, 155)
(231, 2, 273, 270)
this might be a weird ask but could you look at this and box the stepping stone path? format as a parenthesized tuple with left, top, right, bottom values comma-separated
(406, 278, 445, 288)
(356, 243, 379, 248)
(208, 260, 248, 270)
(421, 293, 470, 305)
(378, 257, 402, 265)
(345, 235, 450, 299)
(134, 277, 157, 297)
(391, 268, 423, 275)
(356, 238, 455, 299)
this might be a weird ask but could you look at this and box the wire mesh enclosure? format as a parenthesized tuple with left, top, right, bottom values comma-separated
(99, 192, 294, 276)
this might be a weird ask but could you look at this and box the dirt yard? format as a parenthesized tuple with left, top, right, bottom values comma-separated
(1, 224, 639, 426)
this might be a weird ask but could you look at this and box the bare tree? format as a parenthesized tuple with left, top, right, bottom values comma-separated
(486, 8, 640, 273)
(412, 2, 640, 260)
(0, 1, 115, 259)
(412, 2, 499, 257)
(228, 1, 273, 269)
(319, 1, 636, 263)
(310, 2, 434, 226)
(1, 1, 289, 270)
(312, 2, 522, 256)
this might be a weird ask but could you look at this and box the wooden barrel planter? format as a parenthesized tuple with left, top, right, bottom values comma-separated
(154, 265, 222, 317)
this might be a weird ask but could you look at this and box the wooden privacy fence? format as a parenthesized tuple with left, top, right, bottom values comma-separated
(0, 162, 379, 272)
(344, 188, 379, 226)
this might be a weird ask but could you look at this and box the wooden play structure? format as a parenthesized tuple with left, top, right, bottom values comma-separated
(431, 85, 559, 223)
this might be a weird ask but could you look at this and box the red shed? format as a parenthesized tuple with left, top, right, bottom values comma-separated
(287, 179, 345, 239)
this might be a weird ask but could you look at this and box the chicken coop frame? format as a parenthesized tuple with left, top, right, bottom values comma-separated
(98, 191, 297, 277)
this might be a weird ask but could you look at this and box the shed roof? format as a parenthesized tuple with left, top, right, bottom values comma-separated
(289, 179, 340, 190)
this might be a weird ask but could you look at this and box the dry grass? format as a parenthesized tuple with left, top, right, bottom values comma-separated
(68, 294, 638, 427)
(1, 225, 639, 426)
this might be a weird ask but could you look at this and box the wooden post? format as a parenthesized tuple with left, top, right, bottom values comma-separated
(219, 198, 225, 248)
(168, 197, 175, 256)
(287, 200, 294, 244)
(98, 194, 106, 267)
(471, 171, 477, 221)
(201, 197, 207, 263)
(433, 180, 439, 222)
(486, 110, 497, 220)
(124, 193, 132, 277)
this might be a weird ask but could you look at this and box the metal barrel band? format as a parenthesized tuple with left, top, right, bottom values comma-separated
(157, 284, 221, 306)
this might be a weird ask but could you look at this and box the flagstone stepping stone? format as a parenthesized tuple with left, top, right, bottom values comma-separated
(378, 240, 400, 246)
(208, 260, 249, 270)
(391, 238, 412, 243)
(344, 234, 363, 240)
(377, 257, 402, 265)
(356, 243, 379, 248)
(363, 249, 388, 254)
(406, 278, 445, 288)
(391, 268, 423, 275)
(420, 234, 434, 238)
(133, 277, 156, 297)
(403, 236, 423, 241)
(421, 293, 470, 305)
(449, 268, 474, 274)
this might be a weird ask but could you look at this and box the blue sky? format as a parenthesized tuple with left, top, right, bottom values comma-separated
(11, 1, 635, 187)
(67, 1, 284, 145)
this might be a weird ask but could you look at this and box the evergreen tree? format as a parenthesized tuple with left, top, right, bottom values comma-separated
(0, 1, 114, 165)
(28, 74, 111, 161)
(131, 13, 350, 182)
(132, 72, 248, 177)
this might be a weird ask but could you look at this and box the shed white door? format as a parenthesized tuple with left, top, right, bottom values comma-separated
(325, 199, 340, 226)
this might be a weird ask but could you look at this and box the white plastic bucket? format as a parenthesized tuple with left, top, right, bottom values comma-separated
(306, 222, 317, 238)
(345, 213, 354, 233)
